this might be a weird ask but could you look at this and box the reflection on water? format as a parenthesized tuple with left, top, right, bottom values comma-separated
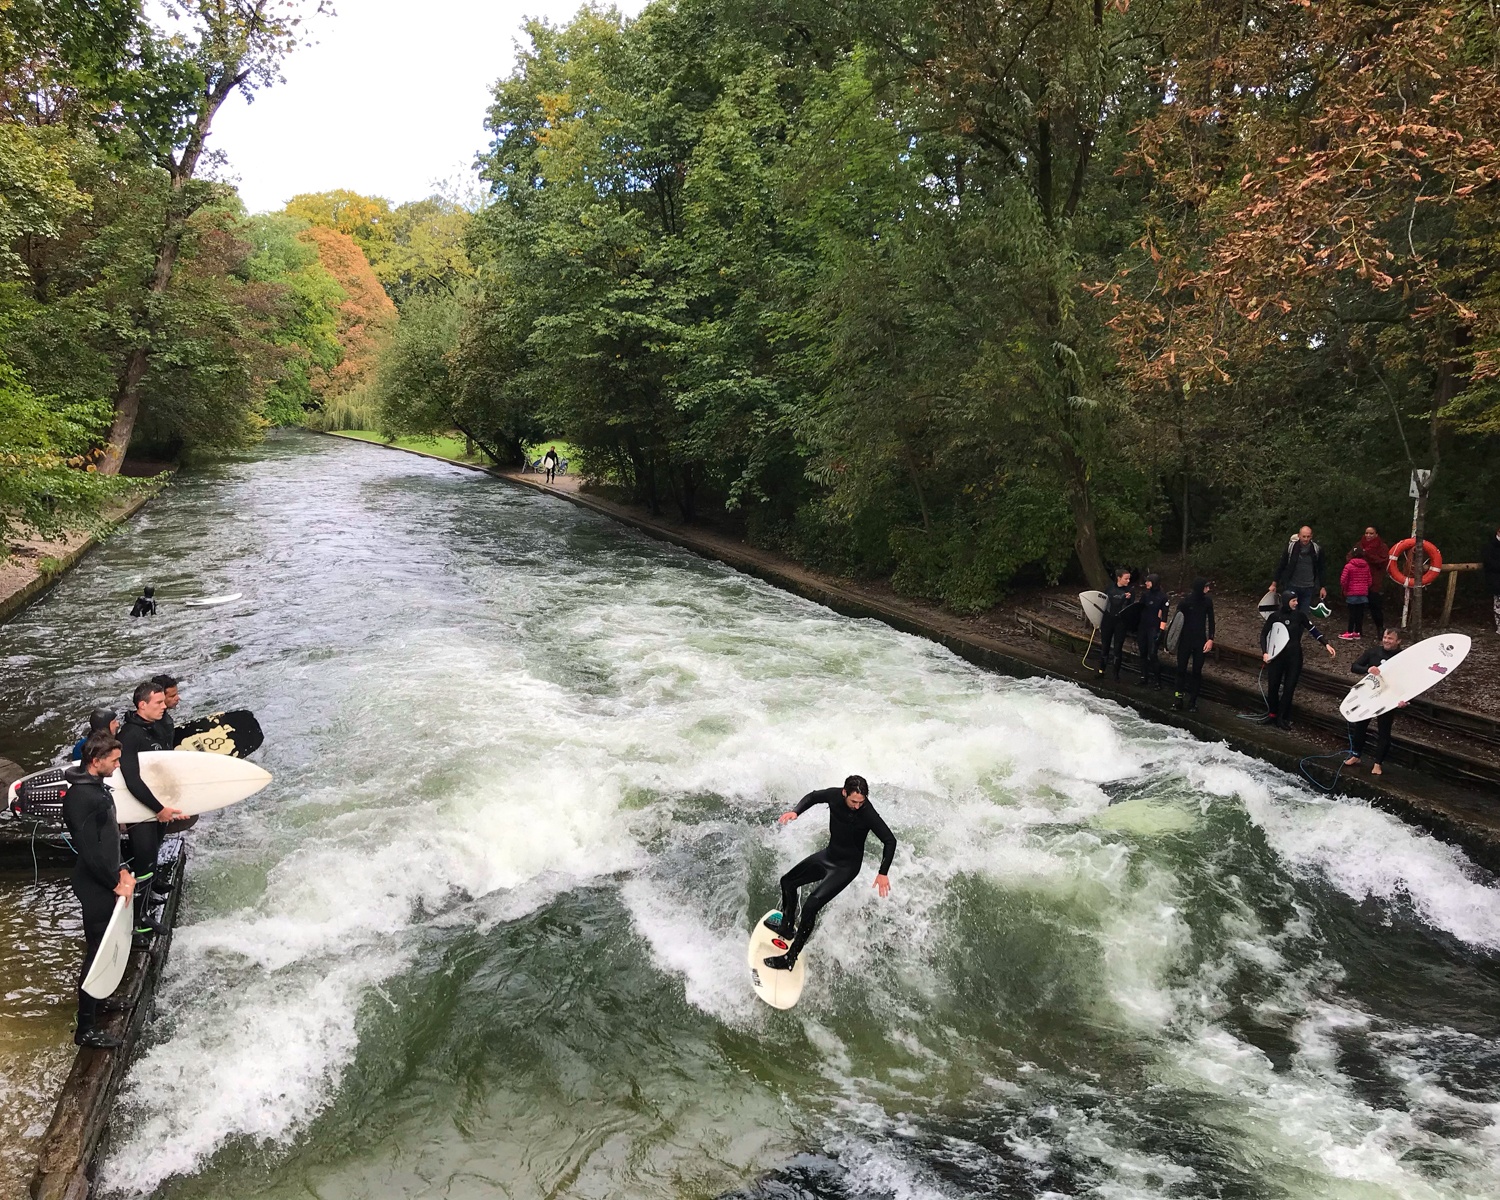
(0, 431, 1496, 1200)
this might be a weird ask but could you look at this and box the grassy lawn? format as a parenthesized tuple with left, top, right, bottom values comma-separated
(333, 430, 487, 463)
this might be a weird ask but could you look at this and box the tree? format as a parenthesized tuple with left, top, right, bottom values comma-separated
(297, 224, 396, 402)
(99, 0, 329, 474)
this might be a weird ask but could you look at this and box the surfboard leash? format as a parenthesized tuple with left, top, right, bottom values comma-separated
(1297, 730, 1358, 796)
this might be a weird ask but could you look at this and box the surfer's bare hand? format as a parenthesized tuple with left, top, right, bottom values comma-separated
(778, 811, 798, 825)
(1204, 639, 1213, 652)
(115, 870, 135, 899)
(1368, 666, 1381, 677)
(873, 874, 890, 898)
(1398, 700, 1409, 708)
(157, 804, 186, 823)
(1262, 652, 1270, 664)
(1325, 644, 1337, 659)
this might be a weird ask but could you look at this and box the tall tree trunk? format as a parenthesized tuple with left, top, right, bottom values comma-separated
(99, 70, 246, 474)
(1061, 442, 1107, 588)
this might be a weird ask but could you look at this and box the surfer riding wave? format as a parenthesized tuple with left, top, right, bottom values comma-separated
(763, 775, 895, 971)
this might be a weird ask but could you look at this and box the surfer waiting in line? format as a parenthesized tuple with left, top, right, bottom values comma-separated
(762, 775, 896, 972)
(1344, 628, 1406, 776)
(1261, 591, 1336, 730)
(64, 733, 135, 1048)
(118, 681, 186, 946)
(71, 708, 119, 761)
(151, 673, 181, 746)
(1094, 567, 1135, 679)
(1135, 573, 1170, 689)
(129, 585, 157, 617)
(1172, 579, 1215, 712)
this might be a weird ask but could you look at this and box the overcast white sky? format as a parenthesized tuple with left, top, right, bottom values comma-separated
(208, 0, 647, 214)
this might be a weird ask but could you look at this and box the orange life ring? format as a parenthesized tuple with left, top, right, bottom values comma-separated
(1388, 538, 1442, 587)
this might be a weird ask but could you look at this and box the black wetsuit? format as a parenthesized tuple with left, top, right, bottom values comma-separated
(62, 766, 124, 1032)
(117, 711, 168, 927)
(1262, 607, 1328, 728)
(1098, 583, 1136, 678)
(1173, 591, 1215, 709)
(1136, 589, 1170, 687)
(776, 788, 897, 963)
(151, 710, 175, 749)
(130, 594, 156, 617)
(1348, 644, 1399, 764)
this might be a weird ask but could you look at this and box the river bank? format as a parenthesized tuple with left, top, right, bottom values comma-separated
(326, 432, 1500, 873)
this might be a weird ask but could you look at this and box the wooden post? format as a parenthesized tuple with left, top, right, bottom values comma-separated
(1438, 563, 1481, 629)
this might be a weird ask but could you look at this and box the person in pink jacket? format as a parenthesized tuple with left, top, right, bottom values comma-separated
(1339, 547, 1373, 640)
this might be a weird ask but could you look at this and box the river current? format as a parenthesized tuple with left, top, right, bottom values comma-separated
(2, 431, 1499, 1199)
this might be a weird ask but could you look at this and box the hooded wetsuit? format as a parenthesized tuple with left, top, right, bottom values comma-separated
(1173, 583, 1215, 708)
(1261, 600, 1328, 727)
(117, 711, 168, 928)
(62, 766, 124, 1033)
(1136, 582, 1170, 687)
(775, 788, 896, 964)
(1347, 643, 1400, 764)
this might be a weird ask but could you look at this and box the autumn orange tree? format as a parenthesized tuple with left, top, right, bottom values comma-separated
(1102, 0, 1500, 628)
(297, 224, 397, 403)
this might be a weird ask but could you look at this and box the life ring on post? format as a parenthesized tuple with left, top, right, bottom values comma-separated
(1388, 538, 1442, 587)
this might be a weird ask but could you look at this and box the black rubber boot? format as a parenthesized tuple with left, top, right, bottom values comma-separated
(763, 953, 798, 972)
(75, 1026, 122, 1049)
(762, 913, 792, 936)
(1173, 693, 1184, 711)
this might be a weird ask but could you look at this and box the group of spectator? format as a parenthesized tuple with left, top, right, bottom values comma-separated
(1276, 523, 1500, 640)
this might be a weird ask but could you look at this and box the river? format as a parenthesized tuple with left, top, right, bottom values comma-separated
(2, 430, 1499, 1199)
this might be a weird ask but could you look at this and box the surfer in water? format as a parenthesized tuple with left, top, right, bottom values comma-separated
(1260, 591, 1336, 729)
(129, 585, 156, 617)
(762, 775, 896, 971)
(63, 732, 135, 1048)
(117, 681, 186, 944)
(1344, 628, 1406, 776)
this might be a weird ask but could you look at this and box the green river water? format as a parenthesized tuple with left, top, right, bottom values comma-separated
(2, 431, 1499, 1199)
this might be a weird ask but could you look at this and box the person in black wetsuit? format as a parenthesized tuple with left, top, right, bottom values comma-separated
(129, 586, 156, 617)
(150, 674, 180, 747)
(762, 774, 896, 971)
(1094, 568, 1135, 679)
(117, 680, 186, 945)
(71, 708, 119, 761)
(1172, 579, 1216, 712)
(1344, 628, 1406, 776)
(1260, 591, 1337, 729)
(63, 732, 136, 1048)
(1135, 574, 1170, 688)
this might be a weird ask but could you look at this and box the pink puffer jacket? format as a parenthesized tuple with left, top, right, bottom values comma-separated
(1340, 556, 1372, 598)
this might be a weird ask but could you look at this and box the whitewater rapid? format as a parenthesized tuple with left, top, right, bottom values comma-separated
(3, 433, 1496, 1199)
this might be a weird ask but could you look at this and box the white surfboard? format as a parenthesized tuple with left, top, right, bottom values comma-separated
(109, 750, 271, 824)
(184, 593, 242, 607)
(1339, 634, 1471, 723)
(1263, 622, 1289, 661)
(1257, 587, 1278, 616)
(82, 895, 133, 1000)
(1164, 610, 1185, 654)
(748, 911, 806, 1009)
(1079, 590, 1107, 630)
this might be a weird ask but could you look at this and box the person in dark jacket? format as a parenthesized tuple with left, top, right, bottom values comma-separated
(63, 733, 136, 1048)
(70, 708, 119, 761)
(1135, 574, 1170, 688)
(117, 681, 186, 944)
(129, 586, 156, 617)
(1358, 527, 1389, 632)
(1172, 579, 1216, 712)
(1343, 628, 1406, 776)
(1095, 567, 1136, 680)
(1261, 591, 1337, 729)
(762, 775, 895, 971)
(1272, 527, 1326, 614)
(1484, 525, 1500, 635)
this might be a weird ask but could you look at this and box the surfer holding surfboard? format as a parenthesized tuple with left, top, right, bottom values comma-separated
(63, 733, 137, 1048)
(1260, 591, 1337, 730)
(1343, 628, 1406, 775)
(760, 775, 896, 975)
(118, 681, 187, 944)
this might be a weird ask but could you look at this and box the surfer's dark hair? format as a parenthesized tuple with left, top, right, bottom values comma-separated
(88, 707, 116, 732)
(843, 775, 869, 797)
(132, 680, 165, 706)
(81, 732, 121, 765)
(151, 673, 178, 690)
